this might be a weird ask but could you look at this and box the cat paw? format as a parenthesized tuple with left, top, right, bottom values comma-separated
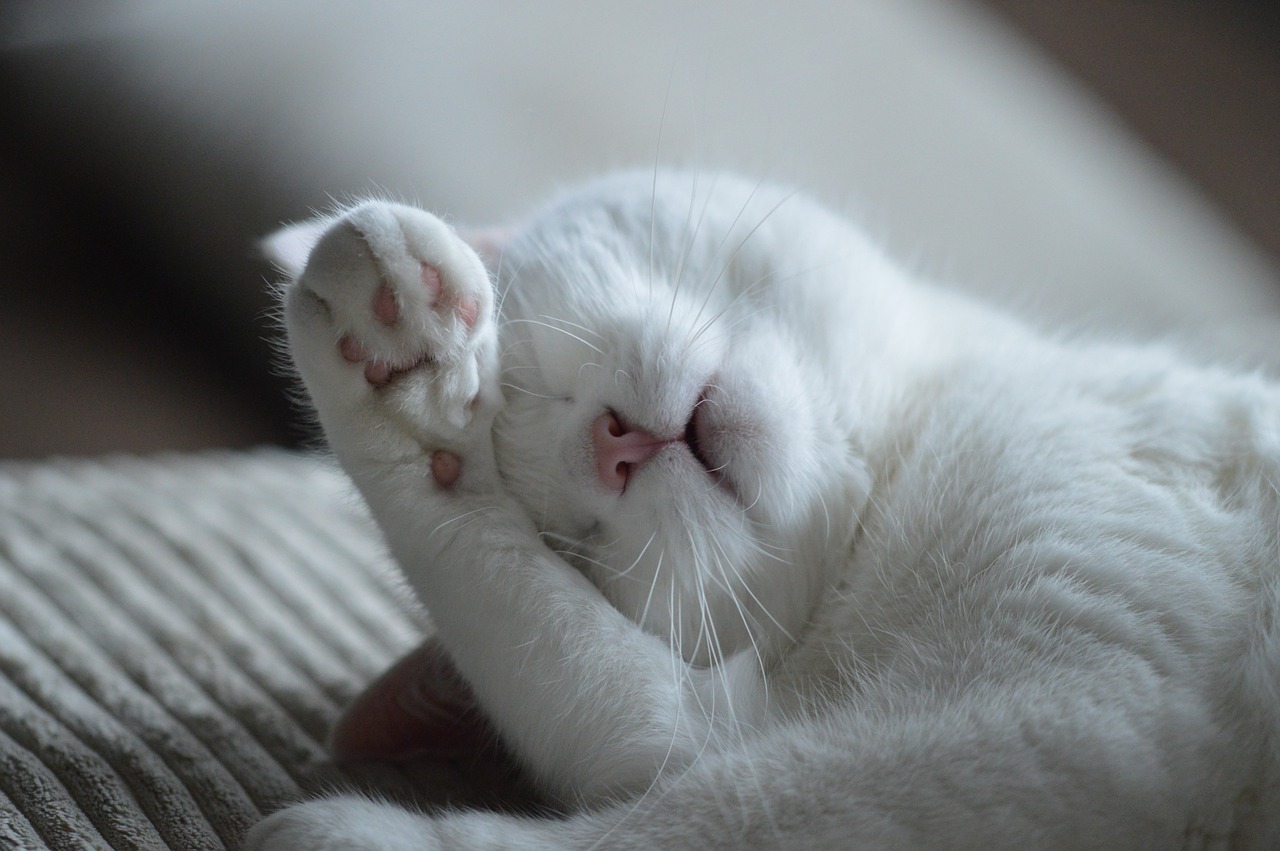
(245, 797, 440, 851)
(284, 202, 501, 485)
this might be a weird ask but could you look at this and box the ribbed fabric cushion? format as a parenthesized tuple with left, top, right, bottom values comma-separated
(0, 450, 513, 850)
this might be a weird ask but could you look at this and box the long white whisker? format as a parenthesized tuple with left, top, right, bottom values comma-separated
(537, 314, 607, 341)
(708, 536, 771, 691)
(689, 190, 798, 337)
(667, 170, 721, 337)
(638, 548, 666, 632)
(505, 318, 604, 354)
(499, 383, 566, 400)
(427, 506, 491, 538)
(683, 273, 779, 351)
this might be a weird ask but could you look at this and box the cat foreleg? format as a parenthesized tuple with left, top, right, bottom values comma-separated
(278, 201, 762, 804)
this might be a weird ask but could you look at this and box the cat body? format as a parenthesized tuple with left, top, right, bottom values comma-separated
(248, 172, 1280, 849)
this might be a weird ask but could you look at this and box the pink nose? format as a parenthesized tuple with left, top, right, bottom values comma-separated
(592, 411, 672, 492)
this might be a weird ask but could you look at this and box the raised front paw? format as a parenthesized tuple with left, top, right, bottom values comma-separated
(283, 202, 501, 477)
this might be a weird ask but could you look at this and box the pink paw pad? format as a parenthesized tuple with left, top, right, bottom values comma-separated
(455, 296, 480, 330)
(363, 361, 393, 386)
(421, 261, 476, 330)
(339, 335, 367, 363)
(332, 257, 475, 389)
(431, 450, 462, 489)
(372, 285, 400, 326)
(421, 263, 442, 304)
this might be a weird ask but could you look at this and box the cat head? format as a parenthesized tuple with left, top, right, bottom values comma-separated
(488, 171, 880, 665)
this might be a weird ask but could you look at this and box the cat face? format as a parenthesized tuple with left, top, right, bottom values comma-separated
(490, 172, 870, 665)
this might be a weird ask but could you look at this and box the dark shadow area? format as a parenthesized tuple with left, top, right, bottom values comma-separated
(0, 44, 303, 457)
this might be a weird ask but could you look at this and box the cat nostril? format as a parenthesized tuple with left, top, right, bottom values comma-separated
(591, 410, 672, 493)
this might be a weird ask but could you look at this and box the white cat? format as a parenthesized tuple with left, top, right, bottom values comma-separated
(247, 171, 1280, 850)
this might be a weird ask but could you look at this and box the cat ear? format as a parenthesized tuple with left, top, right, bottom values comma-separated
(329, 636, 499, 762)
(261, 217, 334, 279)
(263, 217, 511, 277)
(457, 227, 513, 271)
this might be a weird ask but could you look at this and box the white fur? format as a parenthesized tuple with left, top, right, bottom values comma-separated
(247, 171, 1280, 850)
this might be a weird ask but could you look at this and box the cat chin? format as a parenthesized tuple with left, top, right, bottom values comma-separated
(587, 511, 776, 666)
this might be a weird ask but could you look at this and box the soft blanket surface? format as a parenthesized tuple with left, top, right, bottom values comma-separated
(0, 450, 515, 850)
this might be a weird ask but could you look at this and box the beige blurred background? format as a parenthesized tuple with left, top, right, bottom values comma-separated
(1, 0, 1277, 459)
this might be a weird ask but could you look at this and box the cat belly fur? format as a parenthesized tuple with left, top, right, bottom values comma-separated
(786, 342, 1280, 845)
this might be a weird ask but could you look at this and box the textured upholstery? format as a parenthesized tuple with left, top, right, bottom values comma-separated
(0, 450, 524, 850)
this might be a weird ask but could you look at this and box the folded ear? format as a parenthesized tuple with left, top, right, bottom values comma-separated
(261, 217, 334, 279)
(264, 215, 511, 279)
(457, 227, 513, 271)
(329, 636, 500, 762)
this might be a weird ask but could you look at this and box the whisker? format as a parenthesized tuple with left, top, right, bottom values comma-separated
(816, 487, 833, 545)
(649, 65, 676, 302)
(683, 275, 777, 350)
(537, 314, 607, 341)
(616, 530, 659, 579)
(637, 548, 666, 632)
(499, 383, 568, 400)
(666, 170, 721, 337)
(741, 471, 764, 512)
(506, 318, 604, 354)
(687, 191, 798, 342)
(427, 506, 492, 538)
